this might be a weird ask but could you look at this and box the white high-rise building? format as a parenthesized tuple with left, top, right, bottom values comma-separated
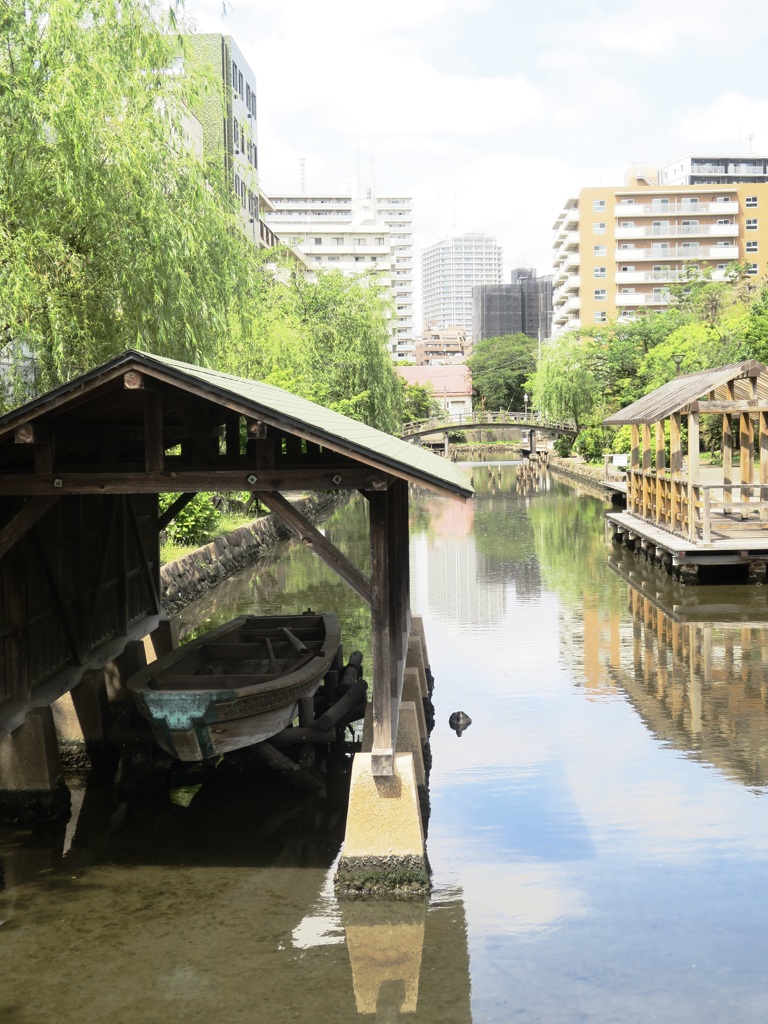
(421, 234, 503, 338)
(265, 189, 415, 358)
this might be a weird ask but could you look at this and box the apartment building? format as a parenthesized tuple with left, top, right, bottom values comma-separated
(265, 190, 415, 358)
(472, 268, 553, 342)
(183, 34, 278, 249)
(657, 154, 768, 186)
(552, 170, 768, 335)
(415, 324, 470, 365)
(421, 234, 503, 338)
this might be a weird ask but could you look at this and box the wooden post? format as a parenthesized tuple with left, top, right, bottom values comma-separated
(740, 409, 754, 517)
(723, 382, 734, 514)
(655, 420, 666, 526)
(760, 411, 768, 522)
(369, 491, 393, 776)
(144, 390, 164, 474)
(688, 410, 700, 541)
(670, 412, 682, 533)
(630, 424, 640, 515)
(641, 423, 652, 520)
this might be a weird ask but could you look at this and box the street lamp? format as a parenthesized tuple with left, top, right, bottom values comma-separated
(672, 354, 683, 374)
(524, 392, 529, 418)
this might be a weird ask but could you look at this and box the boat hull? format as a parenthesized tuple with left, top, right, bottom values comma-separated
(127, 612, 341, 761)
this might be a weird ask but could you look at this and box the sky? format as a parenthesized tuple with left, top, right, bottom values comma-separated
(179, 0, 768, 286)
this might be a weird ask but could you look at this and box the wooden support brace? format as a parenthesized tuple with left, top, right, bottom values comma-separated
(0, 496, 59, 562)
(259, 491, 372, 605)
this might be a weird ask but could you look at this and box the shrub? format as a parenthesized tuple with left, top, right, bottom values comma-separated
(574, 426, 609, 462)
(159, 492, 221, 546)
(554, 434, 574, 457)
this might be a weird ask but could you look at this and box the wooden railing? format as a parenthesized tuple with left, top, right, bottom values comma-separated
(627, 469, 768, 543)
(401, 410, 577, 438)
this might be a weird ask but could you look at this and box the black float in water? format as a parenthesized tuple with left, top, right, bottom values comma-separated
(449, 711, 472, 736)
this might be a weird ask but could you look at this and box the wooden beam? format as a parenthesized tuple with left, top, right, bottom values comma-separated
(641, 423, 652, 519)
(0, 467, 391, 495)
(723, 381, 734, 513)
(698, 401, 768, 413)
(157, 492, 197, 532)
(144, 389, 164, 474)
(655, 421, 666, 527)
(369, 490, 393, 776)
(259, 491, 372, 606)
(125, 496, 161, 615)
(14, 423, 50, 445)
(760, 411, 768, 522)
(630, 424, 640, 515)
(670, 411, 682, 532)
(0, 496, 59, 562)
(123, 370, 144, 390)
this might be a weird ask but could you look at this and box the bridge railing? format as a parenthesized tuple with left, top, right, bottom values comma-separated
(401, 410, 577, 436)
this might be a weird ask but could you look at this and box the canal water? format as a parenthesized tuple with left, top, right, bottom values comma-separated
(3, 462, 768, 1023)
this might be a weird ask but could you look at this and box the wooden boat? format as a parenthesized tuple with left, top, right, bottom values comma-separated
(127, 611, 341, 761)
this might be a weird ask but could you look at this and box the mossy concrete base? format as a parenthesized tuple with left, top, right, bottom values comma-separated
(335, 752, 429, 898)
(0, 708, 71, 823)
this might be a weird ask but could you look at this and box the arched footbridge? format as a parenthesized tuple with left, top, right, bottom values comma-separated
(401, 410, 577, 441)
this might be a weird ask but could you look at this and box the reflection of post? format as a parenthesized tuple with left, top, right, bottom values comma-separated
(342, 900, 427, 1015)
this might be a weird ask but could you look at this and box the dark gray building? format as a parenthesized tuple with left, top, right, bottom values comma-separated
(472, 268, 553, 342)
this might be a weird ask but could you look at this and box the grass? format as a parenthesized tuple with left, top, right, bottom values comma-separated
(160, 511, 258, 566)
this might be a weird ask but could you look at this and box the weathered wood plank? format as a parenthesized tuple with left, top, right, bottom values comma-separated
(0, 468, 391, 495)
(369, 490, 393, 776)
(0, 496, 59, 562)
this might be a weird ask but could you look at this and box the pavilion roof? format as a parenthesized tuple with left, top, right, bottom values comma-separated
(603, 360, 768, 426)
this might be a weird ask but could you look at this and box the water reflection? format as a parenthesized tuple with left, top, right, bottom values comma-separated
(608, 548, 768, 789)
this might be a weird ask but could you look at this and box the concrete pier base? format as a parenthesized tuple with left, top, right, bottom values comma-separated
(0, 708, 70, 822)
(335, 753, 429, 898)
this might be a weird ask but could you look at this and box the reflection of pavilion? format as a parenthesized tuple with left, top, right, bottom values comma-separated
(608, 550, 768, 788)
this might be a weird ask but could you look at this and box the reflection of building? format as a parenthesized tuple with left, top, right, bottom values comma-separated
(607, 549, 768, 787)
(422, 233, 503, 336)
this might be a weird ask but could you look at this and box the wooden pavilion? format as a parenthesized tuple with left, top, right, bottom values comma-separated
(0, 351, 472, 815)
(604, 360, 768, 570)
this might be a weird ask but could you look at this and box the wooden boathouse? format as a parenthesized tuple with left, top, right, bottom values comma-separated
(604, 360, 768, 576)
(0, 350, 473, 889)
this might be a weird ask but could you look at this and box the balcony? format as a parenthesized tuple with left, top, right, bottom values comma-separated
(615, 291, 672, 307)
(614, 222, 738, 240)
(553, 230, 580, 250)
(553, 294, 581, 318)
(615, 268, 729, 285)
(616, 200, 738, 217)
(553, 277, 580, 307)
(614, 244, 739, 261)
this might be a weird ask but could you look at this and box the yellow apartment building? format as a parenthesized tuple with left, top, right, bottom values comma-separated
(552, 171, 768, 334)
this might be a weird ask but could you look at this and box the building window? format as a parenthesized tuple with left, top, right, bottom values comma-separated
(746, 196, 758, 207)
(620, 221, 634, 227)
(594, 222, 606, 234)
(246, 84, 251, 107)
(354, 256, 365, 262)
(594, 267, 606, 278)
(594, 289, 606, 300)
(748, 263, 759, 275)
(593, 200, 606, 211)
(620, 265, 636, 272)
(375, 237, 385, 245)
(354, 238, 367, 245)
(594, 311, 607, 322)
(233, 117, 238, 148)
(313, 237, 322, 245)
(593, 245, 606, 255)
(333, 236, 344, 245)
(747, 219, 758, 230)
(239, 71, 244, 97)
(619, 198, 635, 205)
(232, 60, 238, 90)
(746, 240, 758, 252)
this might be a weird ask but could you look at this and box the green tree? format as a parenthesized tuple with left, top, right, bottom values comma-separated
(399, 379, 437, 422)
(528, 332, 598, 431)
(467, 333, 537, 410)
(0, 0, 255, 404)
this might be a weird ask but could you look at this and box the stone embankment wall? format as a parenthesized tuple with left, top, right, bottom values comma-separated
(160, 492, 343, 615)
(548, 457, 620, 501)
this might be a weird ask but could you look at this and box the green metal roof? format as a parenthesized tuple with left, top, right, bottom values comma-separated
(0, 350, 474, 499)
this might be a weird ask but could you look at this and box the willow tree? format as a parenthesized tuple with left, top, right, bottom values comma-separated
(527, 332, 598, 432)
(0, 0, 250, 405)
